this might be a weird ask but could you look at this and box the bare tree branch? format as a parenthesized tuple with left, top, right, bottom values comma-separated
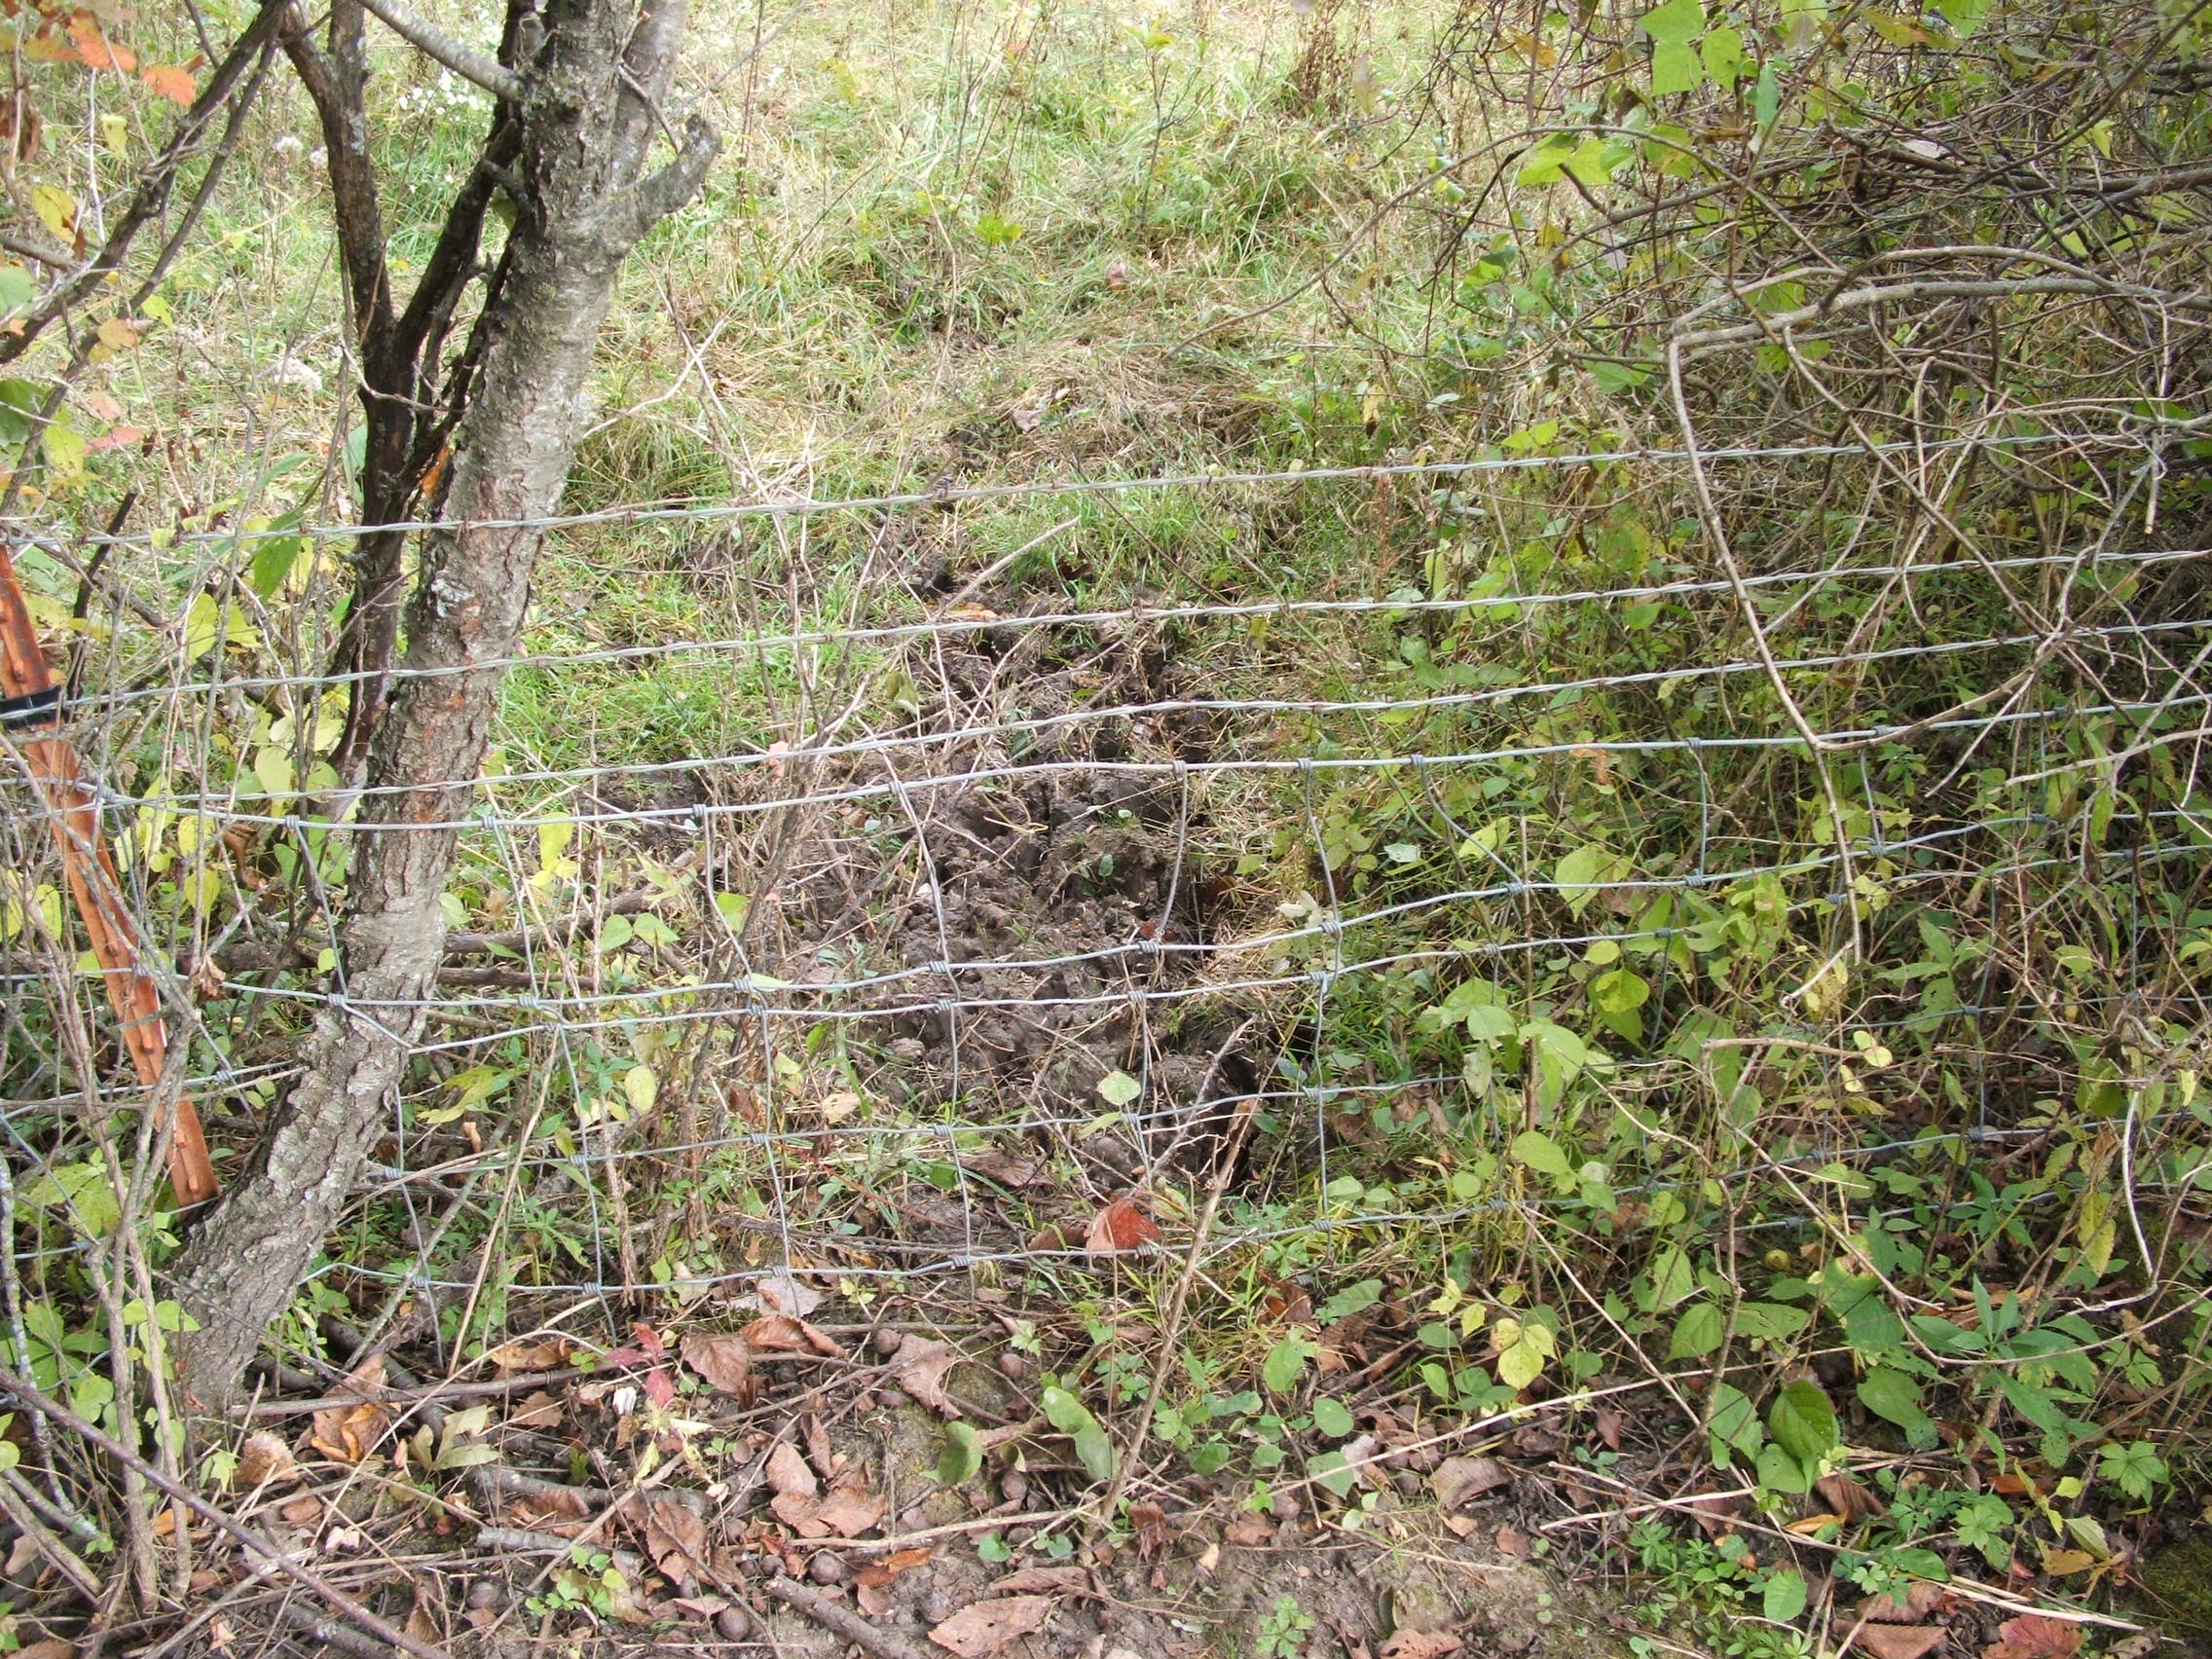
(358, 0, 525, 99)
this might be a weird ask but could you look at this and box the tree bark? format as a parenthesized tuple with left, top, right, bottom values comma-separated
(170, 0, 717, 1409)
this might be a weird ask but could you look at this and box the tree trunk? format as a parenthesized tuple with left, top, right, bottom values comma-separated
(170, 0, 716, 1409)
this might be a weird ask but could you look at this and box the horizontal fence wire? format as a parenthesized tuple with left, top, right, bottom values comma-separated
(4, 425, 2208, 1338)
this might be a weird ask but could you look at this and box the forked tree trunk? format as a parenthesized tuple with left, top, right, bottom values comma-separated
(171, 0, 716, 1407)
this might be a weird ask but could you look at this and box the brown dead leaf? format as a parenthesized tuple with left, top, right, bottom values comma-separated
(743, 1314, 844, 1357)
(892, 1336, 965, 1415)
(1085, 1195, 1161, 1254)
(1861, 1582, 1952, 1623)
(278, 1494, 321, 1527)
(1510, 1423, 1564, 1458)
(992, 1564, 1090, 1597)
(1431, 1455, 1512, 1511)
(1788, 1513, 1847, 1535)
(802, 1412, 838, 1481)
(1595, 1409, 1626, 1451)
(2040, 1549, 2096, 1577)
(236, 1430, 300, 1489)
(509, 1389, 564, 1429)
(1817, 1473, 1890, 1520)
(1494, 1527, 1531, 1558)
(1441, 1515, 1480, 1538)
(856, 1547, 935, 1590)
(487, 1339, 568, 1373)
(929, 1595, 1053, 1658)
(1128, 1499, 1169, 1559)
(971, 1151, 1042, 1187)
(681, 1331, 756, 1402)
(1224, 1512, 1273, 1546)
(406, 1600, 443, 1646)
(643, 1496, 707, 1581)
(1381, 1633, 1465, 1659)
(17, 1641, 75, 1659)
(1983, 1615, 2085, 1659)
(1852, 1627, 1946, 1659)
(309, 1355, 389, 1464)
(772, 1472, 886, 1539)
(765, 1442, 818, 1498)
(859, 1581, 899, 1616)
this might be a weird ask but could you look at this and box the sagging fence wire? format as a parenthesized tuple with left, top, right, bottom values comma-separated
(3, 426, 2209, 1370)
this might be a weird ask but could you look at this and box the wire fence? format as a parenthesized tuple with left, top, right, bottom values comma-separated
(3, 419, 2209, 1363)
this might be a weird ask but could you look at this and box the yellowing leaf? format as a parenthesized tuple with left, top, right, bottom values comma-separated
(31, 184, 77, 243)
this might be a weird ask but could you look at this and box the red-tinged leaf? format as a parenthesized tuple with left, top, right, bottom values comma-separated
(1853, 1626, 1947, 1659)
(1861, 1581, 1951, 1623)
(1085, 1195, 1160, 1254)
(1128, 1499, 1169, 1559)
(1595, 1408, 1625, 1450)
(742, 1313, 844, 1356)
(1224, 1512, 1272, 1546)
(141, 63, 198, 104)
(68, 18, 134, 73)
(632, 1321, 666, 1358)
(928, 1596, 1052, 1658)
(1983, 1615, 2084, 1659)
(679, 1331, 756, 1403)
(641, 1365, 676, 1409)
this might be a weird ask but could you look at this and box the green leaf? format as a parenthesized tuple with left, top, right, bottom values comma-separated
(714, 890, 751, 929)
(1263, 1333, 1317, 1394)
(1318, 1279, 1383, 1322)
(1762, 1567, 1808, 1623)
(1650, 39, 1702, 94)
(1072, 1422, 1116, 1482)
(1708, 1382, 1763, 1467)
(0, 263, 34, 316)
(1857, 1366, 1937, 1450)
(1095, 1070, 1142, 1106)
(1511, 1129, 1572, 1180)
(1493, 1317, 1555, 1389)
(1734, 1302, 1811, 1341)
(1756, 1441, 1809, 1493)
(1516, 136, 1579, 187)
(1645, 1244, 1698, 1310)
(1564, 136, 1617, 190)
(1701, 26, 1746, 86)
(1308, 1449, 1358, 1498)
(1752, 62, 1781, 128)
(41, 421, 87, 484)
(937, 1421, 983, 1485)
(1311, 1396, 1355, 1438)
(248, 534, 303, 598)
(1591, 969, 1651, 1015)
(1639, 0, 1705, 44)
(1768, 1381, 1839, 1470)
(1041, 1384, 1091, 1434)
(1669, 1301, 1724, 1359)
(1554, 844, 1632, 916)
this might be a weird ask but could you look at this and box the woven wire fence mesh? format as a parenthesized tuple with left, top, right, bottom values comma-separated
(3, 414, 2210, 1369)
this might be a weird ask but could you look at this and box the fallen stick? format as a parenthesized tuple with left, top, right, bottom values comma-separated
(0, 1366, 451, 1659)
(763, 1576, 939, 1659)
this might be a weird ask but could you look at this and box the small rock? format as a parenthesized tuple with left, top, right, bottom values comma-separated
(464, 1580, 502, 1610)
(715, 1604, 755, 1642)
(810, 1551, 849, 1585)
(872, 1327, 903, 1357)
(1393, 1470, 1422, 1496)
(920, 1589, 961, 1624)
(1006, 1526, 1033, 1548)
(900, 1504, 932, 1532)
(1000, 1471, 1028, 1506)
(997, 1350, 1026, 1380)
